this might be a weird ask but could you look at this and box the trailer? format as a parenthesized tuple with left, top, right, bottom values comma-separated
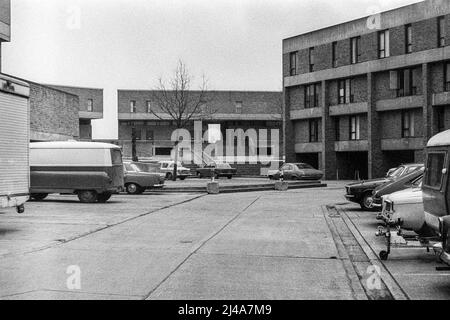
(0, 74, 30, 213)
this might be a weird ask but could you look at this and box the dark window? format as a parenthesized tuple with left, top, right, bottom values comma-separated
(304, 83, 320, 108)
(131, 127, 141, 140)
(87, 99, 93, 112)
(425, 152, 447, 189)
(349, 115, 360, 140)
(438, 16, 446, 47)
(309, 47, 314, 72)
(437, 108, 446, 133)
(335, 117, 340, 141)
(130, 100, 137, 113)
(289, 51, 297, 76)
(332, 42, 337, 68)
(350, 37, 360, 64)
(145, 129, 154, 140)
(110, 149, 123, 165)
(309, 119, 319, 142)
(155, 147, 173, 156)
(338, 79, 354, 104)
(405, 24, 412, 53)
(235, 101, 243, 113)
(401, 110, 415, 137)
(378, 30, 390, 58)
(445, 62, 450, 91)
(397, 68, 416, 97)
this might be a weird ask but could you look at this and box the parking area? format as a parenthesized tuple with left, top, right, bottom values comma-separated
(0, 183, 449, 300)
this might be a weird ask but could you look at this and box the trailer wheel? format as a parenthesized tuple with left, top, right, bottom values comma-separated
(16, 205, 25, 214)
(97, 192, 112, 203)
(31, 193, 48, 201)
(77, 190, 98, 203)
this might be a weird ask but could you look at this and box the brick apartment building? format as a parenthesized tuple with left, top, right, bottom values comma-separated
(283, 0, 450, 180)
(46, 85, 104, 140)
(116, 90, 282, 174)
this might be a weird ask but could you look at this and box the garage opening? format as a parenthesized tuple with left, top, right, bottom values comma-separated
(296, 153, 319, 170)
(336, 152, 368, 180)
(382, 150, 416, 173)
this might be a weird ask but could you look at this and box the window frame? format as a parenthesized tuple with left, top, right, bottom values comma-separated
(438, 16, 446, 48)
(405, 24, 412, 54)
(332, 41, 337, 68)
(444, 62, 450, 92)
(87, 99, 93, 112)
(235, 101, 243, 113)
(338, 78, 354, 104)
(424, 151, 448, 190)
(304, 83, 320, 108)
(130, 100, 137, 113)
(309, 118, 319, 142)
(350, 37, 360, 64)
(349, 115, 360, 141)
(289, 51, 298, 76)
(309, 47, 315, 72)
(437, 107, 446, 133)
(401, 110, 415, 138)
(378, 30, 390, 58)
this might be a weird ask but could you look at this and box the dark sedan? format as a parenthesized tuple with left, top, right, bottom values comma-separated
(345, 163, 423, 210)
(196, 163, 237, 179)
(123, 162, 165, 194)
(272, 163, 323, 180)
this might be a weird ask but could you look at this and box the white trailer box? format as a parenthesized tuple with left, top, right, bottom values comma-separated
(0, 74, 30, 213)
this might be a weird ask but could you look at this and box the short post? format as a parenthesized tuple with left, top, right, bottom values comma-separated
(206, 167, 219, 194)
(274, 170, 288, 191)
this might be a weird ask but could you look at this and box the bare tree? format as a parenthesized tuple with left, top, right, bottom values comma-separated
(149, 60, 214, 180)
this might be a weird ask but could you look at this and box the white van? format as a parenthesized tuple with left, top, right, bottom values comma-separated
(30, 141, 124, 203)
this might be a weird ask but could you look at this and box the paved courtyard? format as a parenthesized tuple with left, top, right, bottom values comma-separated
(0, 182, 449, 300)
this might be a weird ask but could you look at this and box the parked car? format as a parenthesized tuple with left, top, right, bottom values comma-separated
(29, 141, 124, 203)
(345, 163, 423, 210)
(196, 163, 237, 179)
(158, 161, 190, 180)
(123, 162, 165, 194)
(378, 176, 429, 234)
(271, 163, 323, 180)
(0, 74, 30, 214)
(370, 166, 425, 209)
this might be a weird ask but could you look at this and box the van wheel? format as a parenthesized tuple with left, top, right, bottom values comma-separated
(77, 190, 98, 203)
(97, 192, 112, 203)
(126, 183, 141, 195)
(31, 193, 48, 201)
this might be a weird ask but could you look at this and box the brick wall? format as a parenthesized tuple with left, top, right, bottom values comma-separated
(314, 43, 332, 71)
(328, 75, 367, 105)
(412, 18, 439, 52)
(359, 32, 378, 62)
(379, 108, 423, 139)
(294, 119, 322, 143)
(47, 85, 103, 113)
(286, 86, 304, 110)
(335, 38, 350, 68)
(29, 83, 79, 140)
(390, 25, 406, 56)
(430, 62, 445, 93)
(336, 114, 367, 141)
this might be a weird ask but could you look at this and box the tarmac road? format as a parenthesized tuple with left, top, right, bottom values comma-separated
(0, 183, 449, 300)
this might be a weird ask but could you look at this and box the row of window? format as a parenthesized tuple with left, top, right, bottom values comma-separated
(302, 62, 450, 108)
(307, 110, 415, 143)
(289, 16, 447, 76)
(128, 100, 244, 114)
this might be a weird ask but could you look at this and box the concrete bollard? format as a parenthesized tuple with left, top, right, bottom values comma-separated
(206, 181, 220, 194)
(274, 181, 288, 191)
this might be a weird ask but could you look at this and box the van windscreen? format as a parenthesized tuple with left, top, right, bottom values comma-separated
(425, 152, 446, 189)
(111, 149, 123, 165)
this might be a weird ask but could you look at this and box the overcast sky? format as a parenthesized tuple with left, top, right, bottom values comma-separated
(3, 0, 422, 139)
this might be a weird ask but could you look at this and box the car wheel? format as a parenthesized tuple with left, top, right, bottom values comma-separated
(97, 192, 112, 203)
(360, 192, 374, 211)
(179, 176, 186, 181)
(31, 193, 48, 201)
(227, 175, 232, 179)
(166, 172, 173, 180)
(126, 183, 142, 195)
(197, 172, 202, 178)
(77, 190, 98, 203)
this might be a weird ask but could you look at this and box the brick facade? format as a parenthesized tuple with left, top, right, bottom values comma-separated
(29, 83, 79, 141)
(283, 0, 450, 180)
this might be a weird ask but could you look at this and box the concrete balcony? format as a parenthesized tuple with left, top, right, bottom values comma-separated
(432, 91, 450, 106)
(334, 140, 368, 152)
(375, 95, 423, 112)
(79, 111, 103, 120)
(290, 108, 322, 120)
(294, 142, 322, 153)
(329, 102, 368, 116)
(381, 138, 424, 151)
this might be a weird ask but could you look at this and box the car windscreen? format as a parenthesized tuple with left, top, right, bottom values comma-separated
(111, 149, 123, 165)
(135, 163, 160, 173)
(124, 163, 134, 171)
(295, 163, 314, 169)
(216, 163, 231, 169)
(412, 176, 423, 187)
(388, 167, 404, 178)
